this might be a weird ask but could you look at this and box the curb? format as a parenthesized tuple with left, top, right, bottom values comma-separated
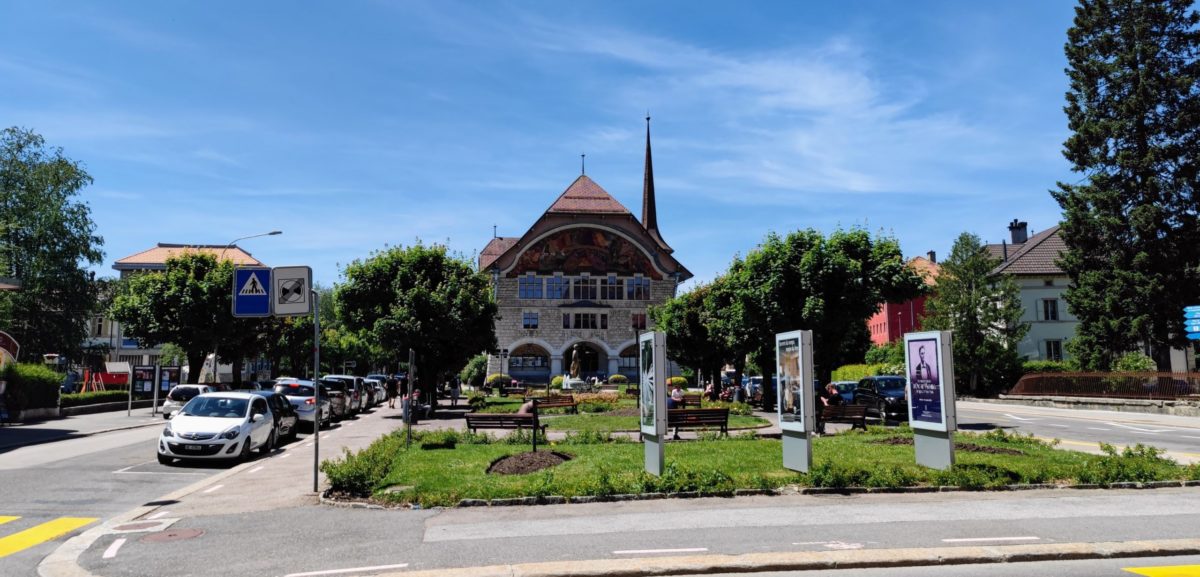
(1, 421, 162, 452)
(368, 538, 1200, 577)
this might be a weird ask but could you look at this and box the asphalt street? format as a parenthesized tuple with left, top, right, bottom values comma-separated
(673, 555, 1200, 577)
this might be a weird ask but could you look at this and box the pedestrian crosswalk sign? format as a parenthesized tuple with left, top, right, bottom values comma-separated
(232, 267, 272, 317)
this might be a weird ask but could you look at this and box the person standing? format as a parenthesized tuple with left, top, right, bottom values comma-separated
(450, 378, 461, 408)
(386, 376, 399, 409)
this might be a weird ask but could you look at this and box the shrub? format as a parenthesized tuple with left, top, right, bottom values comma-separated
(608, 374, 628, 384)
(577, 399, 614, 413)
(320, 432, 404, 497)
(1076, 443, 1175, 485)
(466, 392, 487, 411)
(1022, 360, 1071, 374)
(61, 390, 129, 408)
(864, 341, 904, 365)
(551, 376, 564, 389)
(3, 363, 62, 412)
(666, 376, 689, 388)
(1114, 352, 1157, 372)
(831, 364, 885, 382)
(700, 399, 752, 416)
(459, 354, 488, 388)
(485, 373, 512, 387)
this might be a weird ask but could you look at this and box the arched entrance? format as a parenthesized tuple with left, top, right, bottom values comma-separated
(563, 342, 608, 381)
(508, 343, 551, 384)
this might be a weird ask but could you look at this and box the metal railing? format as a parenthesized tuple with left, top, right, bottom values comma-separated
(1009, 372, 1200, 400)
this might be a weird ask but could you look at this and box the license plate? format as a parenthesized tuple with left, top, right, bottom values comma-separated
(184, 444, 202, 451)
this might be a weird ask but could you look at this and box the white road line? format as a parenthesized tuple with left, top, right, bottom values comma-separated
(147, 511, 171, 520)
(613, 548, 708, 555)
(283, 563, 410, 577)
(248, 466, 265, 474)
(1108, 422, 1172, 433)
(202, 484, 224, 494)
(1087, 427, 1111, 431)
(942, 536, 1040, 543)
(1004, 413, 1038, 421)
(1046, 424, 1070, 428)
(281, 453, 293, 459)
(102, 538, 126, 559)
(1182, 435, 1200, 440)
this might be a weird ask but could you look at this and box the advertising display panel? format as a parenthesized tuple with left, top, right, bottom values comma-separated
(132, 366, 156, 394)
(905, 331, 956, 433)
(638, 331, 666, 437)
(776, 330, 814, 433)
(159, 366, 181, 393)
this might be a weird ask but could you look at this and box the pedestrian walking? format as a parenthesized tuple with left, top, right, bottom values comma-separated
(450, 378, 461, 408)
(386, 376, 399, 409)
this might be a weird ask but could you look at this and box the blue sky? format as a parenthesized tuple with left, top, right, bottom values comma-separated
(2, 1, 1077, 288)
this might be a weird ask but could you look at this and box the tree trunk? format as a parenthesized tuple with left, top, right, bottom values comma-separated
(186, 351, 205, 384)
(232, 355, 244, 385)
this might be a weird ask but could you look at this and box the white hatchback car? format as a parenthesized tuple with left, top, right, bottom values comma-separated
(158, 392, 275, 464)
(161, 385, 216, 419)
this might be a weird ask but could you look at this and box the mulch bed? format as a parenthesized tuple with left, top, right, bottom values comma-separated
(487, 451, 572, 475)
(606, 407, 639, 417)
(873, 436, 1023, 455)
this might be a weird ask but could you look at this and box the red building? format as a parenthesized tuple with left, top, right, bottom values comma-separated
(867, 254, 939, 345)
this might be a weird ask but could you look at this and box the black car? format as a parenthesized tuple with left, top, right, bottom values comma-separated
(249, 390, 301, 442)
(853, 376, 909, 424)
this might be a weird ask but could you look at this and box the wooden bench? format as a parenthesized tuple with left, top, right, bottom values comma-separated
(666, 408, 730, 436)
(819, 404, 867, 431)
(463, 412, 547, 436)
(533, 395, 577, 413)
(680, 393, 702, 408)
(499, 385, 527, 397)
(624, 385, 639, 397)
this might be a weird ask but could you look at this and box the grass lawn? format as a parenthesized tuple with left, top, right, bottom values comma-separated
(543, 413, 769, 432)
(323, 427, 1200, 508)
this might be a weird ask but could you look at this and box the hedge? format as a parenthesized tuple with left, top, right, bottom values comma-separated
(2, 363, 62, 412)
(1022, 360, 1070, 374)
(608, 374, 628, 384)
(484, 373, 512, 387)
(61, 390, 131, 408)
(667, 376, 689, 388)
(831, 364, 885, 382)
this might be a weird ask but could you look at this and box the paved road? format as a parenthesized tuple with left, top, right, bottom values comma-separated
(677, 555, 1200, 577)
(956, 401, 1200, 463)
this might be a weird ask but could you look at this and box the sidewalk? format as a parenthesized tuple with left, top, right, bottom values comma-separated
(0, 407, 163, 452)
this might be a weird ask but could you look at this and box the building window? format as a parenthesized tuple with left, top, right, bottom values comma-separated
(627, 277, 651, 300)
(518, 275, 543, 299)
(573, 276, 597, 300)
(1045, 340, 1063, 362)
(631, 313, 647, 331)
(546, 276, 569, 299)
(1044, 279, 1054, 287)
(573, 313, 598, 329)
(562, 313, 570, 329)
(601, 276, 623, 300)
(600, 314, 608, 330)
(1042, 299, 1059, 321)
(522, 312, 538, 329)
(511, 355, 546, 368)
(92, 317, 105, 337)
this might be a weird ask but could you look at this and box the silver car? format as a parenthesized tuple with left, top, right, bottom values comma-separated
(273, 379, 331, 430)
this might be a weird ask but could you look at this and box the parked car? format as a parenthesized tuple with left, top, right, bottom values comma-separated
(853, 376, 909, 423)
(830, 381, 858, 404)
(161, 385, 216, 419)
(273, 379, 332, 430)
(249, 390, 301, 443)
(361, 377, 380, 407)
(227, 382, 263, 391)
(323, 375, 365, 415)
(365, 378, 388, 406)
(158, 392, 275, 464)
(316, 378, 351, 420)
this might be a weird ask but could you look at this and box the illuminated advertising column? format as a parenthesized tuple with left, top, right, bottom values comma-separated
(904, 331, 957, 469)
(639, 331, 666, 476)
(776, 330, 814, 472)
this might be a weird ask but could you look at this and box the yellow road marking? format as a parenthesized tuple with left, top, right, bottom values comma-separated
(0, 517, 97, 558)
(1123, 565, 1200, 576)
(1033, 437, 1200, 459)
(0, 517, 19, 526)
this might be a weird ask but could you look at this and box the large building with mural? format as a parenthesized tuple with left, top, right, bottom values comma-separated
(479, 122, 691, 383)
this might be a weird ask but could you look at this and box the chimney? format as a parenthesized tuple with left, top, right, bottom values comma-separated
(1008, 219, 1028, 244)
(926, 250, 936, 264)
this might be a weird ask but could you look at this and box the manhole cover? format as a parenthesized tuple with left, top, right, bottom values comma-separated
(113, 522, 159, 532)
(141, 528, 204, 543)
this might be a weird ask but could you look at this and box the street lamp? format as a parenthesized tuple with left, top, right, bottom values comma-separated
(208, 230, 282, 384)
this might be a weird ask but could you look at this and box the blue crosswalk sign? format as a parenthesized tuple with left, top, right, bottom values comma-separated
(233, 267, 272, 317)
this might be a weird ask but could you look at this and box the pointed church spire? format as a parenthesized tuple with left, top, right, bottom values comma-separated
(642, 115, 659, 235)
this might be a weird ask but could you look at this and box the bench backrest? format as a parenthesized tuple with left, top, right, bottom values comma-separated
(667, 407, 729, 423)
(821, 404, 866, 418)
(464, 413, 538, 427)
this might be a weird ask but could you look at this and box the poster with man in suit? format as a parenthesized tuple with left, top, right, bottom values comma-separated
(907, 339, 941, 424)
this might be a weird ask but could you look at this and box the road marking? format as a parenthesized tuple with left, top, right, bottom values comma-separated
(0, 517, 18, 526)
(1122, 565, 1200, 576)
(146, 511, 170, 520)
(613, 548, 708, 555)
(1004, 413, 1038, 421)
(1182, 436, 1200, 440)
(102, 538, 126, 559)
(1108, 422, 1172, 433)
(823, 541, 864, 550)
(248, 466, 265, 474)
(942, 536, 1040, 543)
(202, 484, 224, 494)
(283, 563, 410, 577)
(1088, 427, 1111, 431)
(1046, 424, 1070, 428)
(281, 453, 293, 459)
(0, 517, 97, 558)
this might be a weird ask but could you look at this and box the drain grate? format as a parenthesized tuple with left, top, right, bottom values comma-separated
(140, 528, 204, 543)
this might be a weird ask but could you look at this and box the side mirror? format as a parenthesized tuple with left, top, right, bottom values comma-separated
(251, 413, 264, 423)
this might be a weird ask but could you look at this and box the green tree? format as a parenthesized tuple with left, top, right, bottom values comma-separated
(650, 283, 731, 391)
(109, 252, 237, 382)
(0, 127, 104, 361)
(727, 228, 925, 408)
(925, 233, 1029, 396)
(1052, 0, 1200, 370)
(336, 244, 497, 396)
(458, 353, 488, 388)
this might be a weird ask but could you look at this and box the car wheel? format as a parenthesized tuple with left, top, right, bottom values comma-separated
(238, 438, 253, 463)
(157, 453, 172, 465)
(260, 430, 275, 455)
(163, 413, 170, 420)
(288, 422, 299, 441)
(878, 402, 890, 425)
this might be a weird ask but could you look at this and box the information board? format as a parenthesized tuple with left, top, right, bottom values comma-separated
(905, 331, 956, 432)
(776, 330, 814, 433)
(638, 331, 666, 437)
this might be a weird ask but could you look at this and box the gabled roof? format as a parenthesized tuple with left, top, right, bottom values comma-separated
(546, 176, 632, 215)
(113, 243, 265, 271)
(908, 256, 940, 287)
(990, 226, 1064, 276)
(479, 237, 519, 271)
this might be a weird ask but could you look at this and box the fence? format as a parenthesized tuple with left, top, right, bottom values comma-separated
(1009, 372, 1200, 400)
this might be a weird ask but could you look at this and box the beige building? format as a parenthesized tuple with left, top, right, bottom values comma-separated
(479, 123, 692, 383)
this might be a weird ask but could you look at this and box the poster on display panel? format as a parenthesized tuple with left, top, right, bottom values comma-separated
(776, 330, 814, 433)
(904, 331, 956, 432)
(638, 331, 666, 437)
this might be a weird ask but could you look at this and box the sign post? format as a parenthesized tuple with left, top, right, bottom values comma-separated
(639, 331, 666, 476)
(776, 330, 815, 472)
(1184, 306, 1200, 341)
(272, 266, 313, 317)
(232, 267, 272, 318)
(311, 289, 321, 494)
(905, 331, 957, 469)
(405, 348, 416, 448)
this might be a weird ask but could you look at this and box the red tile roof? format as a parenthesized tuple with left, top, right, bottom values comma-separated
(908, 256, 940, 286)
(479, 237, 519, 271)
(113, 243, 264, 270)
(991, 226, 1064, 275)
(546, 176, 632, 215)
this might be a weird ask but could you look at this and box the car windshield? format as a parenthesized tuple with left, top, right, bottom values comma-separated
(319, 379, 346, 392)
(876, 378, 907, 393)
(168, 387, 201, 402)
(276, 384, 315, 397)
(180, 397, 248, 418)
(834, 383, 855, 393)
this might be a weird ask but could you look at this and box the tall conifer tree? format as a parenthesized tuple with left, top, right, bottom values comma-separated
(1052, 0, 1200, 369)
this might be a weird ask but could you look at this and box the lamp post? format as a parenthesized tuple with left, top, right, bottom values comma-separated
(209, 230, 282, 384)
